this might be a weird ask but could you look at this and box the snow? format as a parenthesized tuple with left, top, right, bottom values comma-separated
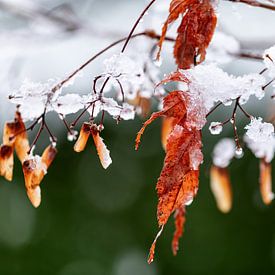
(183, 63, 266, 113)
(209, 122, 223, 135)
(213, 138, 236, 168)
(244, 117, 275, 162)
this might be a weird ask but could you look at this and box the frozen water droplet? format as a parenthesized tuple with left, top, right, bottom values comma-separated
(98, 124, 104, 131)
(67, 130, 78, 142)
(185, 198, 193, 206)
(230, 118, 234, 124)
(209, 122, 223, 135)
(154, 57, 162, 67)
(235, 147, 244, 158)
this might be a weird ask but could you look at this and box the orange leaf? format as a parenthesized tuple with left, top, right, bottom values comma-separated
(14, 112, 30, 163)
(259, 159, 273, 205)
(161, 117, 176, 151)
(172, 207, 186, 256)
(23, 145, 57, 208)
(158, 0, 217, 69)
(147, 225, 164, 264)
(210, 165, 232, 213)
(135, 91, 187, 150)
(91, 125, 112, 169)
(137, 90, 203, 262)
(74, 123, 91, 153)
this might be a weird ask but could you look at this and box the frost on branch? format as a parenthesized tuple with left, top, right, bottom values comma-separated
(244, 117, 275, 163)
(210, 138, 235, 213)
(244, 118, 275, 205)
(102, 49, 164, 114)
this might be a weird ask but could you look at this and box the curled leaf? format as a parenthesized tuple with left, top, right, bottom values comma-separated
(74, 123, 91, 153)
(148, 225, 164, 264)
(14, 112, 30, 163)
(91, 125, 112, 169)
(158, 0, 217, 69)
(135, 91, 187, 150)
(172, 207, 186, 256)
(210, 165, 232, 213)
(23, 145, 57, 208)
(260, 159, 274, 205)
(136, 90, 202, 262)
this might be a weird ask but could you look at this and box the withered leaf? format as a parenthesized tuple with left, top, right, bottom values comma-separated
(158, 0, 217, 69)
(260, 159, 273, 205)
(210, 165, 232, 213)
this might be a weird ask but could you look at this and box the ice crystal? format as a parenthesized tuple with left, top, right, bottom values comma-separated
(244, 117, 275, 162)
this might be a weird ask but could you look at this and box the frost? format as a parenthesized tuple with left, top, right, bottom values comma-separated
(67, 130, 78, 142)
(9, 79, 56, 121)
(103, 53, 144, 100)
(213, 138, 236, 168)
(86, 96, 135, 121)
(103, 49, 164, 101)
(182, 63, 266, 113)
(209, 122, 223, 135)
(53, 94, 84, 116)
(263, 45, 275, 78)
(207, 31, 240, 64)
(244, 117, 275, 162)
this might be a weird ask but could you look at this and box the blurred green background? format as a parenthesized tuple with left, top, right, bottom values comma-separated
(0, 114, 274, 275)
(0, 0, 274, 274)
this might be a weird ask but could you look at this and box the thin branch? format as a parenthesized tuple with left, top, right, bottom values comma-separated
(225, 0, 275, 11)
(121, 0, 157, 53)
(50, 31, 170, 95)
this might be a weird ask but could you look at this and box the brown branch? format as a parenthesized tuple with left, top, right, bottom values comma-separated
(50, 30, 172, 95)
(121, 0, 157, 53)
(225, 0, 275, 11)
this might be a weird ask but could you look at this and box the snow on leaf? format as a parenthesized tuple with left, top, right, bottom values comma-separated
(136, 90, 203, 262)
(90, 125, 112, 169)
(157, 0, 217, 69)
(74, 123, 112, 169)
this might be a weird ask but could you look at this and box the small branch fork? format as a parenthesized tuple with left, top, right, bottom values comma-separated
(10, 0, 275, 153)
(207, 97, 254, 149)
